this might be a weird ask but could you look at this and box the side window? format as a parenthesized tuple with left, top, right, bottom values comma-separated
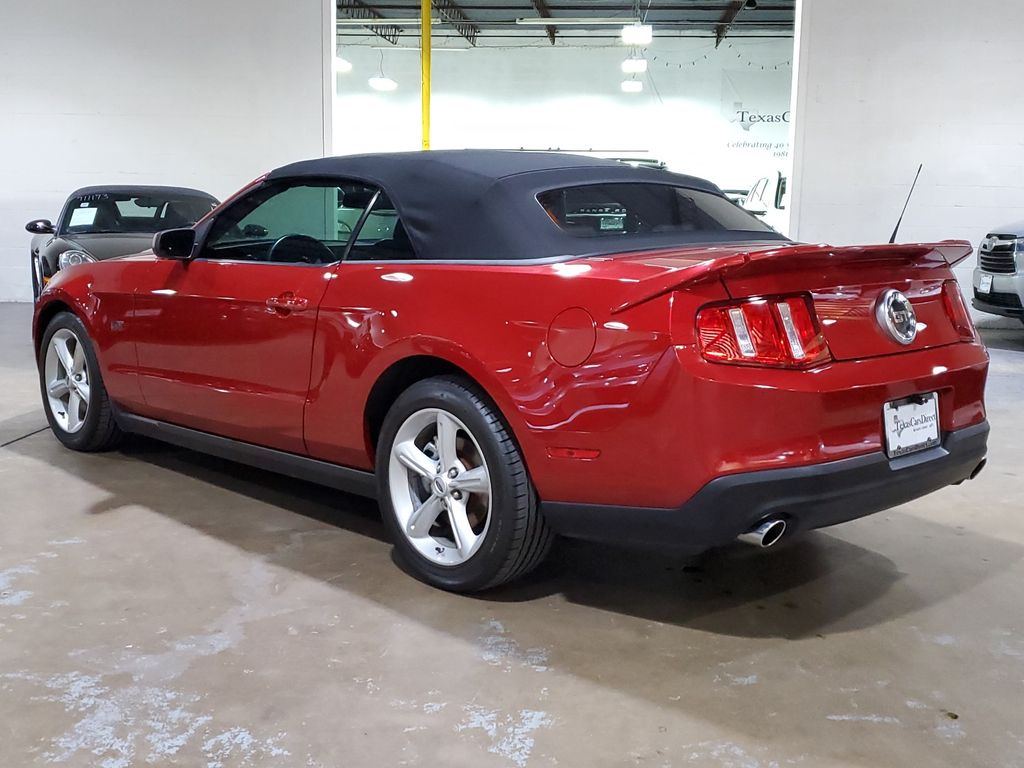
(202, 180, 377, 264)
(347, 193, 417, 261)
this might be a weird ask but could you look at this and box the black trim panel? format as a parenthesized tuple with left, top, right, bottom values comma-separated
(972, 295, 1023, 317)
(540, 422, 989, 552)
(114, 410, 378, 499)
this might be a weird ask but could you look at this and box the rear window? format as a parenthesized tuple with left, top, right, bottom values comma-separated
(537, 183, 775, 237)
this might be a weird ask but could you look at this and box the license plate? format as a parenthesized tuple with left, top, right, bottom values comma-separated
(979, 273, 993, 294)
(883, 393, 940, 458)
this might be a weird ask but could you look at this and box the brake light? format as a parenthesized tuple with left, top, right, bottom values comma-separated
(696, 295, 831, 368)
(941, 280, 976, 341)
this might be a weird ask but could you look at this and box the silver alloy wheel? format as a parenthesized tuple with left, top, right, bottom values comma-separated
(43, 328, 91, 434)
(388, 408, 493, 566)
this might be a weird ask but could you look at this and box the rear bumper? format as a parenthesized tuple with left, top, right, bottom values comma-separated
(972, 295, 1023, 318)
(540, 421, 989, 551)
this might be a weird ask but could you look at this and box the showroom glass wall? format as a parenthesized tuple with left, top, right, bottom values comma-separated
(332, 36, 794, 225)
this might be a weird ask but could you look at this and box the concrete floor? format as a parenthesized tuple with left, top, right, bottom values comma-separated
(1, 301, 1022, 768)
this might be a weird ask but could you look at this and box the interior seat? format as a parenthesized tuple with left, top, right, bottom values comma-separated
(357, 219, 417, 260)
(90, 203, 121, 232)
(161, 202, 191, 229)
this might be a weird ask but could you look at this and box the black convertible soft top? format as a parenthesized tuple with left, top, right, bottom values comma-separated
(268, 150, 785, 261)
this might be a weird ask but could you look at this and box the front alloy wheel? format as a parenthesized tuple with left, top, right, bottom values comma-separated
(44, 328, 91, 433)
(38, 312, 122, 452)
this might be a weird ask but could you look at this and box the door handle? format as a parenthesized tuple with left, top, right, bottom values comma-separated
(266, 294, 308, 312)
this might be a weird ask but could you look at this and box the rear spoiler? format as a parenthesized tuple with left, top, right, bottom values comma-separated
(611, 240, 973, 315)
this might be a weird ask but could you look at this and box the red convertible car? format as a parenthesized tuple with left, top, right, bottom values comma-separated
(34, 151, 989, 591)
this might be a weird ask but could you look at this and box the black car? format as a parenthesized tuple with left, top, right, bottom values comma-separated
(26, 185, 218, 300)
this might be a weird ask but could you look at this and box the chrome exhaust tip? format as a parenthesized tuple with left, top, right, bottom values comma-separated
(737, 519, 787, 549)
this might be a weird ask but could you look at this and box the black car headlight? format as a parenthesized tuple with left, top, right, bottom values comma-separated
(57, 250, 97, 270)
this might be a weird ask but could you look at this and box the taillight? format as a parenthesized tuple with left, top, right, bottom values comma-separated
(941, 280, 976, 341)
(696, 295, 831, 368)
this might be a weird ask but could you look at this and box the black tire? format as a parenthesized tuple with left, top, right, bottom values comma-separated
(38, 311, 123, 452)
(376, 375, 552, 592)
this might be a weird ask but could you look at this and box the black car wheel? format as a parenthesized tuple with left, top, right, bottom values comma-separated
(376, 375, 552, 592)
(39, 312, 123, 452)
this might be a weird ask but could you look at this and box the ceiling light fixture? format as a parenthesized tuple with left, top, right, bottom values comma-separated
(334, 55, 353, 73)
(369, 76, 398, 91)
(621, 55, 647, 74)
(621, 23, 653, 45)
(621, 78, 644, 93)
(369, 46, 468, 52)
(369, 50, 397, 92)
(515, 17, 639, 26)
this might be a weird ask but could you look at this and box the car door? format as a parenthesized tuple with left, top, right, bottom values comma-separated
(131, 178, 377, 453)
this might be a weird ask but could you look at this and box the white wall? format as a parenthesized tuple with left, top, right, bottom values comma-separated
(0, 0, 333, 302)
(789, 0, 1024, 255)
(334, 38, 793, 193)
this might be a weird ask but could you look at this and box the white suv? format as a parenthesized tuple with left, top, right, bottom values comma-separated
(972, 226, 1024, 325)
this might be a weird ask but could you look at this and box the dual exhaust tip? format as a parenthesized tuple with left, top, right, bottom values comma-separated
(737, 518, 787, 549)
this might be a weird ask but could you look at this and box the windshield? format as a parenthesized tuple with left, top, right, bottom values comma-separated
(537, 182, 776, 237)
(59, 191, 218, 235)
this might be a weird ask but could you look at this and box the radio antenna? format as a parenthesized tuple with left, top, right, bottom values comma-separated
(889, 163, 923, 244)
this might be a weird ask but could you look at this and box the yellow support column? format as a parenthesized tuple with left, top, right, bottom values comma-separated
(420, 0, 431, 150)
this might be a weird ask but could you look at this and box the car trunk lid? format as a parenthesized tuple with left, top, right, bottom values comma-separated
(608, 241, 973, 361)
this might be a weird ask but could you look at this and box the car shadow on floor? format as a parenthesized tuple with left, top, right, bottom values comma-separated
(8, 431, 1019, 646)
(978, 324, 1024, 353)
(493, 529, 971, 639)
(104, 434, 390, 545)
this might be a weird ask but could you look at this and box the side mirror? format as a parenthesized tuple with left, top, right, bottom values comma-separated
(25, 219, 55, 235)
(153, 228, 197, 260)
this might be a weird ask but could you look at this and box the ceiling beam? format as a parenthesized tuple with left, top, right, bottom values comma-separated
(531, 0, 557, 45)
(337, 0, 402, 45)
(360, 2, 791, 10)
(431, 0, 480, 45)
(714, 0, 746, 47)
